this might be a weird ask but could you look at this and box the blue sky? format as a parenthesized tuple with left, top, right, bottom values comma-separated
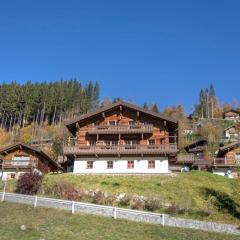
(0, 0, 240, 113)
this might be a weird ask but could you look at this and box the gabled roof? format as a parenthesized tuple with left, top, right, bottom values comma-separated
(65, 100, 178, 134)
(218, 141, 240, 154)
(223, 125, 236, 132)
(223, 109, 240, 115)
(184, 139, 208, 153)
(0, 142, 59, 168)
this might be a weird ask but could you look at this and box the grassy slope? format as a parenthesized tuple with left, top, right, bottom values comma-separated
(42, 171, 240, 224)
(0, 202, 238, 240)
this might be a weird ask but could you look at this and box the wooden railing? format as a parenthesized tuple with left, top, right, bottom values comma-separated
(176, 154, 195, 163)
(64, 144, 178, 156)
(1, 159, 37, 168)
(213, 158, 240, 166)
(87, 124, 154, 135)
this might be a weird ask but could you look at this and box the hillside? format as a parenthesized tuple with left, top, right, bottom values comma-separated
(41, 172, 240, 224)
(0, 202, 238, 240)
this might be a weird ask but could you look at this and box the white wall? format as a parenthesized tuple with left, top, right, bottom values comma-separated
(0, 171, 26, 181)
(73, 157, 169, 174)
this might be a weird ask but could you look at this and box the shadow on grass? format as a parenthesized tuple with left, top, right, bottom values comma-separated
(202, 187, 240, 219)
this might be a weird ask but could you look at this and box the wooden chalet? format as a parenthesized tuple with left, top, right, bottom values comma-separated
(223, 109, 240, 121)
(211, 141, 240, 177)
(63, 101, 178, 174)
(175, 139, 212, 171)
(0, 142, 59, 180)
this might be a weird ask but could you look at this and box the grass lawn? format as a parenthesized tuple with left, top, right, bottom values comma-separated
(0, 201, 238, 240)
(42, 171, 240, 224)
(1, 171, 240, 225)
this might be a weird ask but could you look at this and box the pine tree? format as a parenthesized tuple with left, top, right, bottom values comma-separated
(143, 102, 148, 109)
(151, 103, 159, 113)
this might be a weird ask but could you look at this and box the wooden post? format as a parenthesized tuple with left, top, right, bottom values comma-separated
(71, 201, 75, 214)
(113, 207, 117, 219)
(34, 196, 38, 208)
(1, 181, 6, 202)
(162, 214, 165, 226)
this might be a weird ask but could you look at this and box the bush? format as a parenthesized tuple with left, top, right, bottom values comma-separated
(16, 172, 43, 195)
(51, 182, 84, 201)
(166, 203, 178, 214)
(130, 197, 145, 210)
(91, 191, 114, 205)
(119, 195, 131, 207)
(145, 198, 161, 211)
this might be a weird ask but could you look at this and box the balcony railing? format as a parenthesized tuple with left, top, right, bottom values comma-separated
(1, 159, 37, 168)
(87, 124, 153, 135)
(213, 158, 240, 166)
(64, 143, 178, 156)
(176, 154, 195, 163)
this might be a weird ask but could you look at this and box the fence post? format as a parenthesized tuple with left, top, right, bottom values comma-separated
(71, 201, 75, 214)
(34, 196, 38, 208)
(162, 214, 165, 226)
(113, 207, 117, 219)
(1, 181, 6, 202)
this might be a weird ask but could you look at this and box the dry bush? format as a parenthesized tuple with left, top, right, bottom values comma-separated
(119, 195, 131, 207)
(145, 198, 161, 211)
(130, 197, 145, 210)
(51, 182, 84, 201)
(16, 172, 43, 195)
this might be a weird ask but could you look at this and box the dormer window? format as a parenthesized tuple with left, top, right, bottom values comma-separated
(149, 139, 155, 145)
(129, 121, 136, 126)
(109, 121, 117, 126)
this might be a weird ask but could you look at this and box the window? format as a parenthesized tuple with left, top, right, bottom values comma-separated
(148, 160, 155, 169)
(109, 121, 117, 126)
(12, 155, 30, 166)
(86, 161, 93, 169)
(129, 121, 136, 126)
(127, 160, 134, 169)
(107, 160, 113, 169)
(235, 153, 240, 161)
(148, 139, 155, 145)
(89, 140, 96, 146)
(105, 140, 118, 146)
(125, 140, 140, 145)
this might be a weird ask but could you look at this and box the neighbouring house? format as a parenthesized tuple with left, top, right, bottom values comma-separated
(180, 139, 212, 170)
(223, 125, 239, 141)
(63, 101, 178, 174)
(223, 109, 240, 122)
(214, 141, 240, 178)
(0, 142, 59, 180)
(184, 139, 208, 160)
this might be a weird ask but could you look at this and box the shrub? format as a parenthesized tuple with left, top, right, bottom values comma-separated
(51, 182, 84, 201)
(166, 203, 178, 214)
(130, 197, 145, 210)
(92, 191, 105, 204)
(119, 195, 131, 207)
(16, 172, 43, 195)
(145, 198, 161, 211)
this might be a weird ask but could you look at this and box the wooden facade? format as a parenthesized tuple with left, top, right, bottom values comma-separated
(64, 101, 178, 158)
(223, 110, 240, 121)
(216, 141, 240, 166)
(63, 101, 179, 173)
(0, 143, 59, 179)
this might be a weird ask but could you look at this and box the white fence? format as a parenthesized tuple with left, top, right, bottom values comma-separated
(0, 191, 240, 235)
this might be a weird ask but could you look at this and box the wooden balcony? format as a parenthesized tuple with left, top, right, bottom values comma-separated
(87, 124, 153, 135)
(213, 158, 240, 167)
(176, 154, 195, 163)
(1, 159, 37, 169)
(64, 143, 178, 156)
